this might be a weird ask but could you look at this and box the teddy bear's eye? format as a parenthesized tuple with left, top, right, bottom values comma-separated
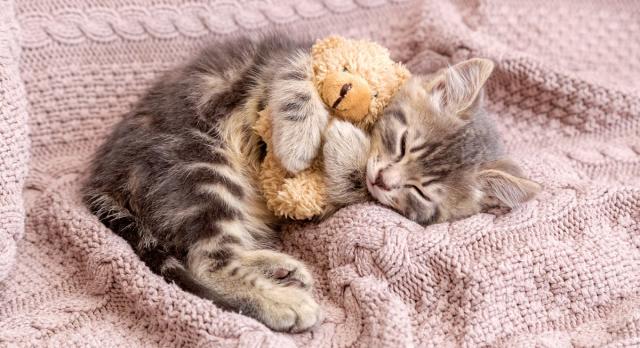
(342, 66, 348, 72)
(373, 92, 379, 98)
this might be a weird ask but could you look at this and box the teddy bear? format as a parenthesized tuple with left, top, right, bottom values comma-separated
(254, 36, 410, 220)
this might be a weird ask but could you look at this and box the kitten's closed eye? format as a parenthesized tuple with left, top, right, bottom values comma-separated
(404, 184, 431, 201)
(421, 178, 438, 187)
(396, 131, 408, 162)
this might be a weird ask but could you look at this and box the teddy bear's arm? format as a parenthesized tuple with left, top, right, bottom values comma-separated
(323, 120, 371, 207)
(269, 53, 329, 174)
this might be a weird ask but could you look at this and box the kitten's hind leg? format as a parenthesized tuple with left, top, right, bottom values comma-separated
(180, 228, 322, 332)
(238, 249, 314, 289)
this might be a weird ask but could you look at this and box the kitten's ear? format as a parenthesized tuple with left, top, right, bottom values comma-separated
(478, 159, 542, 208)
(426, 58, 495, 119)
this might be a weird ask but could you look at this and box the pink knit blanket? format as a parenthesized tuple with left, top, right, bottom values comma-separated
(1, 0, 639, 346)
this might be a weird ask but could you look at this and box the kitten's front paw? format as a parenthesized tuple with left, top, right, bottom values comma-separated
(324, 120, 368, 147)
(323, 120, 369, 165)
(278, 153, 314, 174)
(272, 131, 317, 174)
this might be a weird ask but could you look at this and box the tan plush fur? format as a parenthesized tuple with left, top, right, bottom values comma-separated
(255, 36, 410, 220)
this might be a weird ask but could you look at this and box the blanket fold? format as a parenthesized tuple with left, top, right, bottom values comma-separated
(1, 0, 639, 346)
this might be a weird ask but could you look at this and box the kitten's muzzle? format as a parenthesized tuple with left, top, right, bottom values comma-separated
(372, 170, 390, 191)
(367, 169, 391, 191)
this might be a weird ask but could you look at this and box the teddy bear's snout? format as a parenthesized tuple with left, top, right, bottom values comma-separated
(331, 83, 352, 108)
(321, 71, 372, 123)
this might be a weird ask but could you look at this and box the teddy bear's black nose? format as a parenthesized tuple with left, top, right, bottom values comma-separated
(340, 83, 352, 97)
(332, 83, 352, 108)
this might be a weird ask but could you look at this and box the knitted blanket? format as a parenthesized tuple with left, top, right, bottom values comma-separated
(1, 0, 639, 346)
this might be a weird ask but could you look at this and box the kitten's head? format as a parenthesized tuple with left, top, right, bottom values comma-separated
(366, 58, 541, 225)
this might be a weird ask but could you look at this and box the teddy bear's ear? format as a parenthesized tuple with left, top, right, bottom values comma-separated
(311, 36, 346, 58)
(393, 63, 411, 85)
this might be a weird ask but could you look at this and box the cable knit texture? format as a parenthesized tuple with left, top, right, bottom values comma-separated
(1, 0, 640, 346)
(0, 0, 29, 282)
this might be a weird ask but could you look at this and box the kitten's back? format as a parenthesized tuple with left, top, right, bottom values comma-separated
(83, 35, 324, 332)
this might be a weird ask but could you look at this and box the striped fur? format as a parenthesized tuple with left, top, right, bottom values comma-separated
(83, 35, 323, 332)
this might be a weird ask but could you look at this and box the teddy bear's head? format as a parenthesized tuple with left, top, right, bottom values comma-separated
(311, 36, 410, 128)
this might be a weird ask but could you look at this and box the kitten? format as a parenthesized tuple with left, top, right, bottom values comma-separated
(323, 58, 541, 224)
(82, 36, 330, 332)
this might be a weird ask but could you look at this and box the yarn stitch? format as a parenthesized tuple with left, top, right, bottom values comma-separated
(17, 0, 411, 48)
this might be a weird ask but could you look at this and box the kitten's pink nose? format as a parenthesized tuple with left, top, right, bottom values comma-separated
(374, 171, 390, 191)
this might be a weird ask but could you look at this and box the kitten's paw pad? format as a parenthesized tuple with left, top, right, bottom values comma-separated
(267, 266, 311, 289)
(245, 250, 313, 289)
(261, 287, 323, 332)
(260, 256, 313, 289)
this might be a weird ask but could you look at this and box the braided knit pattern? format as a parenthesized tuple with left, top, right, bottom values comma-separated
(1, 0, 639, 346)
(0, 0, 29, 281)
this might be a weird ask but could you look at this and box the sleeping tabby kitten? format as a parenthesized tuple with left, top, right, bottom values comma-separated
(323, 58, 541, 224)
(83, 36, 327, 332)
(84, 33, 537, 333)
